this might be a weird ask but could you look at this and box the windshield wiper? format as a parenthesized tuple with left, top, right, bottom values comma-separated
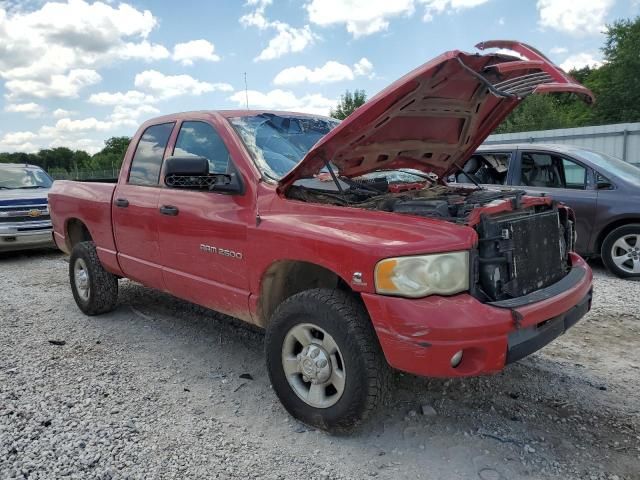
(17, 185, 47, 189)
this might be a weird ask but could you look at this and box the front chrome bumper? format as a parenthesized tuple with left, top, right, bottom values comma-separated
(0, 220, 55, 251)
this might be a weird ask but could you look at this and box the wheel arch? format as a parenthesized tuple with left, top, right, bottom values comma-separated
(256, 260, 354, 327)
(595, 217, 640, 256)
(65, 218, 93, 251)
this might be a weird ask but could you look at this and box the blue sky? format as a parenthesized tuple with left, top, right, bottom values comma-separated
(0, 0, 638, 154)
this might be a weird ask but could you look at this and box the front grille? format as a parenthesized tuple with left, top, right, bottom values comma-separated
(0, 214, 50, 223)
(0, 204, 49, 223)
(475, 208, 569, 301)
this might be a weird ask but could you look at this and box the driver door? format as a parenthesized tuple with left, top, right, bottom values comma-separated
(156, 118, 254, 320)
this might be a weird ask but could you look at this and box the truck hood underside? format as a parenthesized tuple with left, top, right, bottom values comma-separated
(278, 40, 594, 191)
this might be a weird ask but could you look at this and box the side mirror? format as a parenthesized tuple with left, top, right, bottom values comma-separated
(164, 156, 242, 194)
(597, 180, 613, 190)
(165, 156, 209, 176)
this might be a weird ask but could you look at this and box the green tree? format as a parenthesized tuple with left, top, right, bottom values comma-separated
(590, 17, 640, 123)
(330, 89, 367, 120)
(91, 136, 131, 171)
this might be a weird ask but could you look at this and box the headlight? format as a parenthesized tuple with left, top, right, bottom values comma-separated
(374, 251, 469, 298)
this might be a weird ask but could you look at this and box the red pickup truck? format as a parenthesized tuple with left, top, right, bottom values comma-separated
(49, 41, 594, 432)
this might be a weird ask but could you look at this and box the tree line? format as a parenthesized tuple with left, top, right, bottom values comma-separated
(0, 137, 131, 178)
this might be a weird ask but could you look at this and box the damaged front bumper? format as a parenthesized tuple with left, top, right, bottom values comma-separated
(362, 253, 593, 378)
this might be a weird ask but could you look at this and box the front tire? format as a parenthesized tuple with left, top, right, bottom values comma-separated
(265, 289, 389, 433)
(69, 241, 118, 315)
(601, 224, 640, 278)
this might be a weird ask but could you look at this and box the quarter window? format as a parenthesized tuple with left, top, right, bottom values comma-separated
(562, 158, 587, 189)
(129, 123, 174, 186)
(173, 121, 232, 174)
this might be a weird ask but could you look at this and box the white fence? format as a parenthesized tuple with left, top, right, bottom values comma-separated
(485, 122, 640, 165)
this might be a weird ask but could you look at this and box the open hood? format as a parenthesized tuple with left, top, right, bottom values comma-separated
(278, 40, 594, 191)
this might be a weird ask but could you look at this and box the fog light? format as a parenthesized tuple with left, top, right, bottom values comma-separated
(450, 350, 463, 368)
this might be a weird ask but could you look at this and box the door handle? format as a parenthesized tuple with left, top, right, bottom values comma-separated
(115, 198, 129, 208)
(159, 205, 179, 216)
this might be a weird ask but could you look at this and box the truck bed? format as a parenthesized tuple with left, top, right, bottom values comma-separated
(48, 180, 117, 256)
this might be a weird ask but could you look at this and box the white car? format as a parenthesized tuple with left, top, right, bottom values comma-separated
(0, 163, 55, 252)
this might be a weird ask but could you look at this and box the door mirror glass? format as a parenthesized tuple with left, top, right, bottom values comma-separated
(164, 155, 242, 193)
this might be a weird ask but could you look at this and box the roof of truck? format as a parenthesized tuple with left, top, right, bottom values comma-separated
(143, 110, 334, 124)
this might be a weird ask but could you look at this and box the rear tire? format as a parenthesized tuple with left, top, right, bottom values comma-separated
(601, 224, 640, 279)
(69, 241, 118, 315)
(265, 288, 389, 433)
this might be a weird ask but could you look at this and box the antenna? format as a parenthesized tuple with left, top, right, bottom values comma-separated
(243, 72, 249, 110)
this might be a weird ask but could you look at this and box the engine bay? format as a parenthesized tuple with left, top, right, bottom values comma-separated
(286, 174, 531, 224)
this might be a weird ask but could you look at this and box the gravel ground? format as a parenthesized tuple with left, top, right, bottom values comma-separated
(1, 249, 639, 480)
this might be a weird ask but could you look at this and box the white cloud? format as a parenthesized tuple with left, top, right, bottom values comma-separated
(4, 102, 45, 117)
(0, 0, 168, 100)
(273, 58, 374, 86)
(560, 52, 603, 71)
(306, 0, 414, 37)
(419, 0, 491, 22)
(240, 0, 315, 60)
(172, 39, 220, 66)
(0, 131, 38, 145)
(54, 117, 113, 133)
(305, 0, 489, 36)
(119, 40, 170, 61)
(88, 90, 156, 106)
(550, 46, 569, 55)
(109, 105, 160, 127)
(537, 0, 614, 35)
(353, 57, 374, 77)
(53, 108, 75, 118)
(228, 89, 335, 116)
(134, 70, 233, 99)
(255, 24, 315, 61)
(4, 69, 101, 101)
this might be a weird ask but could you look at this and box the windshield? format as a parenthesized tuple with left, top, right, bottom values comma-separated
(228, 113, 339, 180)
(576, 149, 640, 186)
(0, 165, 53, 189)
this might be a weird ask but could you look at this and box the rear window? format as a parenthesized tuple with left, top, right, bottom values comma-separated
(128, 123, 174, 186)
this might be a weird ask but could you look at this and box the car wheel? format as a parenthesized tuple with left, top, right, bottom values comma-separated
(601, 224, 640, 278)
(69, 241, 119, 315)
(265, 288, 390, 433)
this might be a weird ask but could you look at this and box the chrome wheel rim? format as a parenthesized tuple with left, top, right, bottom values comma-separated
(281, 323, 346, 409)
(74, 258, 90, 301)
(611, 234, 640, 274)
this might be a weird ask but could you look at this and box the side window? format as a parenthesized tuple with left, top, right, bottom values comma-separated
(562, 158, 587, 189)
(129, 123, 174, 186)
(173, 121, 232, 174)
(519, 152, 563, 188)
(519, 152, 587, 190)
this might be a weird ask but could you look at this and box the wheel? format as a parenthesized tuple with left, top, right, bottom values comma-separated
(265, 288, 389, 433)
(601, 224, 640, 278)
(69, 241, 119, 315)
